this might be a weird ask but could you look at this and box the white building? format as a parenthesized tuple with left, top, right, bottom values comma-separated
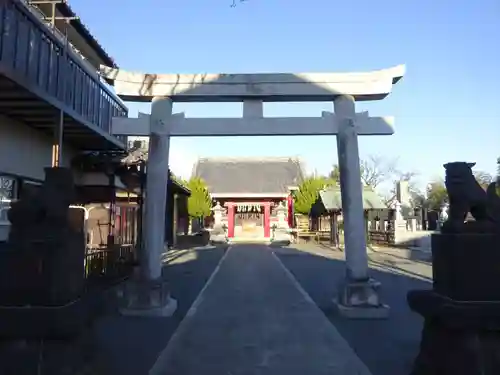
(0, 0, 128, 240)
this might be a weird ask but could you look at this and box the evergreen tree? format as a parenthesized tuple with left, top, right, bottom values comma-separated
(186, 177, 212, 218)
(426, 181, 448, 210)
(294, 176, 335, 215)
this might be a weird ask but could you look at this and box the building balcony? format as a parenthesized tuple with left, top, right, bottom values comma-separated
(0, 0, 128, 151)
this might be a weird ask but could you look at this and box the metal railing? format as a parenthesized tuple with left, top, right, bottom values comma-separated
(84, 244, 136, 286)
(0, 0, 128, 136)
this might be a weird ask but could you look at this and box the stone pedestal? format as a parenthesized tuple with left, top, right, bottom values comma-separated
(334, 278, 389, 319)
(270, 227, 291, 246)
(408, 233, 500, 374)
(210, 202, 228, 244)
(408, 291, 500, 375)
(432, 233, 500, 301)
(408, 218, 418, 232)
(210, 225, 228, 245)
(393, 219, 409, 245)
(119, 278, 177, 317)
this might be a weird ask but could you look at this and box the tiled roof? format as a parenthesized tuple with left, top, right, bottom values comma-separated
(319, 187, 387, 211)
(60, 1, 117, 67)
(192, 157, 305, 194)
(25, 0, 117, 68)
(119, 144, 190, 195)
(61, 1, 117, 67)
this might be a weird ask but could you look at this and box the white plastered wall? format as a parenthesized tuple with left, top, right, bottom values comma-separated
(0, 114, 78, 240)
(0, 114, 76, 179)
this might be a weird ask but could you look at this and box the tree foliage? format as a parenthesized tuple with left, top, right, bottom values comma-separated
(329, 164, 340, 182)
(294, 176, 335, 215)
(424, 170, 495, 211)
(426, 181, 448, 210)
(186, 177, 212, 219)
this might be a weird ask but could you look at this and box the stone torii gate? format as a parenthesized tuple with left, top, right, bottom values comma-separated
(101, 65, 405, 318)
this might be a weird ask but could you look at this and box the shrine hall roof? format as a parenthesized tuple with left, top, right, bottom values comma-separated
(192, 157, 305, 195)
(318, 187, 387, 211)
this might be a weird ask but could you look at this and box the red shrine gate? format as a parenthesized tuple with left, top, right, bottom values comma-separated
(225, 201, 272, 238)
(191, 157, 302, 240)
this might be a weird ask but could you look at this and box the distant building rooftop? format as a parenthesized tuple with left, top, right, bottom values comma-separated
(318, 187, 387, 212)
(192, 157, 305, 195)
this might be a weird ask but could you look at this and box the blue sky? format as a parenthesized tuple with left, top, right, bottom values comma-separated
(75, 0, 499, 192)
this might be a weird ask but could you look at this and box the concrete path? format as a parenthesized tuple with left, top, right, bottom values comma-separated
(275, 243, 430, 375)
(150, 244, 371, 375)
(94, 245, 228, 375)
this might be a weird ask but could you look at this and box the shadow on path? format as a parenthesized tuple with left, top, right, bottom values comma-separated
(93, 246, 228, 375)
(274, 246, 431, 375)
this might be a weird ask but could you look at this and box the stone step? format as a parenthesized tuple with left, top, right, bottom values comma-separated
(229, 237, 270, 243)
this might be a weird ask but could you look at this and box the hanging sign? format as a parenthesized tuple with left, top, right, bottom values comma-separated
(0, 176, 16, 201)
(236, 203, 262, 213)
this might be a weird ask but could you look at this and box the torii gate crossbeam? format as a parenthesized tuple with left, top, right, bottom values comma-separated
(111, 109, 395, 137)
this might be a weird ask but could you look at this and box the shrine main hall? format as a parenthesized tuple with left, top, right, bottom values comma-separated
(192, 157, 302, 240)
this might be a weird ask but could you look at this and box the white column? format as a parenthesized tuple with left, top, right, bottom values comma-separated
(143, 97, 172, 281)
(334, 95, 369, 280)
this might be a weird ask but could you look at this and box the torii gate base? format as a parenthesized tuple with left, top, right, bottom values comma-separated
(104, 66, 405, 319)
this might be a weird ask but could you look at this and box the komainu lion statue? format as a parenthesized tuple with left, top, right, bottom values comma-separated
(442, 162, 500, 232)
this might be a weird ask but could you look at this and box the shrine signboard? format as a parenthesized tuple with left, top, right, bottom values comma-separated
(236, 204, 261, 213)
(0, 176, 16, 224)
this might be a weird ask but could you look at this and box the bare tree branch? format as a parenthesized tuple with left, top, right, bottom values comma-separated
(359, 155, 399, 188)
(473, 170, 494, 186)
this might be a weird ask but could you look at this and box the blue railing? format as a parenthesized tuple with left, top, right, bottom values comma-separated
(0, 0, 127, 138)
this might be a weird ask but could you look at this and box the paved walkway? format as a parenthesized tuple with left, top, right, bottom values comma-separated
(275, 243, 430, 375)
(150, 244, 372, 375)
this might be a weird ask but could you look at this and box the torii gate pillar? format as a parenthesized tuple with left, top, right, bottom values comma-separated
(120, 97, 178, 317)
(334, 95, 389, 318)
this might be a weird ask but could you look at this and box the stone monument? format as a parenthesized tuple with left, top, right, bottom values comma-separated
(0, 167, 85, 307)
(407, 161, 500, 374)
(391, 199, 409, 244)
(0, 168, 107, 375)
(396, 180, 411, 207)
